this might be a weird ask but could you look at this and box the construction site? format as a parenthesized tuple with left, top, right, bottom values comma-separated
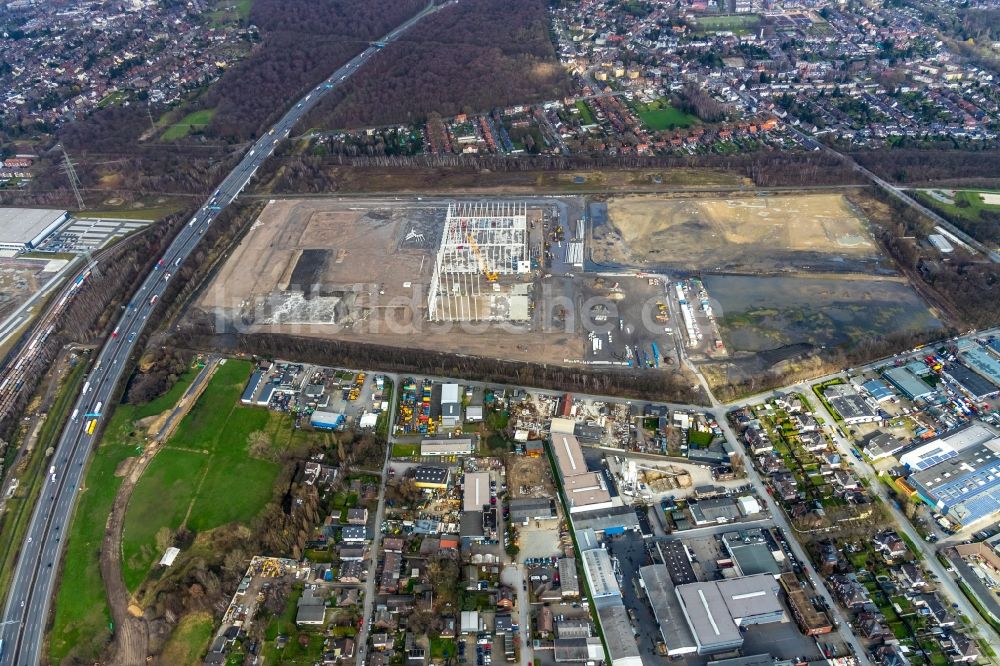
(428, 201, 534, 322)
(193, 197, 682, 369)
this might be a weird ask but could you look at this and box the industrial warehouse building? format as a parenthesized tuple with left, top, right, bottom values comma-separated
(509, 497, 556, 523)
(309, 409, 345, 430)
(674, 575, 785, 654)
(909, 439, 1000, 527)
(883, 363, 936, 401)
(639, 564, 698, 656)
(0, 208, 68, 252)
(824, 384, 880, 425)
(549, 430, 614, 513)
(421, 437, 474, 457)
(413, 466, 450, 489)
(463, 471, 490, 512)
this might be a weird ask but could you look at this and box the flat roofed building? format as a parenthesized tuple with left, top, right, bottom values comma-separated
(862, 379, 895, 402)
(558, 558, 580, 598)
(572, 505, 640, 535)
(421, 437, 474, 457)
(563, 472, 613, 513)
(675, 575, 784, 654)
(962, 347, 1000, 387)
(413, 466, 450, 489)
(909, 442, 1000, 526)
(722, 537, 780, 577)
(596, 603, 643, 666)
(463, 472, 490, 512)
(883, 365, 936, 401)
(639, 564, 698, 656)
(945, 363, 999, 400)
(0, 208, 68, 251)
(551, 432, 587, 479)
(550, 417, 576, 434)
(582, 547, 620, 606)
(509, 497, 556, 522)
(675, 580, 743, 654)
(826, 385, 880, 425)
(778, 572, 832, 635)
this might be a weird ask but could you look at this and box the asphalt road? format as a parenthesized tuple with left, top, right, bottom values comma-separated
(0, 4, 449, 664)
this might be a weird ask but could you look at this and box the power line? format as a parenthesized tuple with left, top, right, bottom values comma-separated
(58, 145, 85, 210)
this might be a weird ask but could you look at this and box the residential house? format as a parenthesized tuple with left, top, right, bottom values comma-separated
(830, 574, 871, 609)
(347, 508, 369, 525)
(856, 611, 888, 639)
(874, 531, 909, 562)
(339, 561, 365, 584)
(874, 644, 912, 666)
(946, 631, 980, 662)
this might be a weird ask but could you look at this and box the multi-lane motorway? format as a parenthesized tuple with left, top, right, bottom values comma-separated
(0, 3, 447, 664)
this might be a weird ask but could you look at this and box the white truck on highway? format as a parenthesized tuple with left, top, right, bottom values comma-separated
(71, 409, 79, 422)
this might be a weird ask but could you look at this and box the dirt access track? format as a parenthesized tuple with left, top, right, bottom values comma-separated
(591, 192, 882, 274)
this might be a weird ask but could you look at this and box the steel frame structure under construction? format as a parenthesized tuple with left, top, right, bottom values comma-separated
(428, 201, 529, 321)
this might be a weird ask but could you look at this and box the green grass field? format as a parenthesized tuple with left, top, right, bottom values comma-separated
(391, 442, 420, 457)
(158, 612, 215, 665)
(49, 369, 198, 664)
(207, 0, 253, 26)
(121, 360, 284, 591)
(632, 98, 698, 131)
(915, 190, 1000, 244)
(98, 91, 127, 108)
(83, 203, 184, 221)
(161, 109, 217, 141)
(261, 585, 326, 664)
(692, 13, 760, 33)
(575, 100, 595, 125)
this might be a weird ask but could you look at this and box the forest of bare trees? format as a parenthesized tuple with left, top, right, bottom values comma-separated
(197, 0, 426, 141)
(849, 145, 1000, 186)
(302, 0, 570, 130)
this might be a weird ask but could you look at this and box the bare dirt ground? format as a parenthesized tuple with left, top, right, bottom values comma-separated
(195, 199, 586, 364)
(508, 456, 556, 499)
(591, 193, 882, 273)
(0, 258, 63, 321)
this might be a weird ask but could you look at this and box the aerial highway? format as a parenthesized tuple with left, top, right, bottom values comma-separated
(0, 3, 448, 664)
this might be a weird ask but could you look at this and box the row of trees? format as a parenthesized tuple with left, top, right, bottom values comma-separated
(254, 148, 864, 195)
(302, 0, 570, 130)
(172, 321, 707, 405)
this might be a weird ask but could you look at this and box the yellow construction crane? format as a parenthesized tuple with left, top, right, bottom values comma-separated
(466, 233, 498, 282)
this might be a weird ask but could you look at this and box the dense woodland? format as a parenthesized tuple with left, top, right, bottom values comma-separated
(199, 0, 425, 141)
(850, 145, 1000, 186)
(302, 0, 571, 130)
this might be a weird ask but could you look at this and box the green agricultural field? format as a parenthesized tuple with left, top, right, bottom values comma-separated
(632, 98, 698, 131)
(49, 369, 198, 664)
(161, 109, 217, 141)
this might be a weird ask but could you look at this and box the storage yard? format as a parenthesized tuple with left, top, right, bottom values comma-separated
(590, 193, 883, 274)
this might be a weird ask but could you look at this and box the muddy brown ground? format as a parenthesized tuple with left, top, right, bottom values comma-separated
(593, 193, 880, 273)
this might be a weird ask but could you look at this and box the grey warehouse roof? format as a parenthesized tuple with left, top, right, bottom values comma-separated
(0, 208, 67, 243)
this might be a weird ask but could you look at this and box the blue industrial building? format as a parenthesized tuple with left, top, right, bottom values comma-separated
(309, 409, 346, 430)
(909, 442, 1000, 527)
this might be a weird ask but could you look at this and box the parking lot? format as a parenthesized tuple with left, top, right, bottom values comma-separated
(37, 216, 152, 253)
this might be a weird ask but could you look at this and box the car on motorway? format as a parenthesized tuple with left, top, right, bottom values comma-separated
(150, 294, 158, 305)
(128, 332, 136, 342)
(164, 272, 171, 282)
(111, 326, 119, 338)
